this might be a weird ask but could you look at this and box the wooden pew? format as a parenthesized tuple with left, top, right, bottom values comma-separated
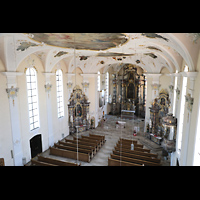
(59, 140, 97, 155)
(119, 138, 138, 144)
(82, 135, 103, 147)
(113, 150, 160, 164)
(0, 158, 5, 166)
(54, 143, 94, 158)
(73, 137, 100, 151)
(110, 154, 160, 166)
(117, 140, 143, 148)
(31, 158, 58, 166)
(38, 155, 80, 166)
(49, 146, 90, 162)
(108, 157, 143, 166)
(116, 142, 151, 153)
(114, 146, 158, 158)
(89, 133, 106, 144)
(65, 138, 97, 151)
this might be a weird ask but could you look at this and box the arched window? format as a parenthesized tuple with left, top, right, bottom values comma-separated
(97, 71, 100, 92)
(26, 67, 40, 131)
(105, 72, 109, 103)
(177, 65, 188, 151)
(56, 69, 64, 118)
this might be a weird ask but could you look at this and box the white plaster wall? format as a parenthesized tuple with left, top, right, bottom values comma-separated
(17, 54, 49, 163)
(159, 67, 171, 94)
(51, 60, 69, 143)
(0, 60, 14, 166)
(186, 49, 200, 165)
(15, 55, 69, 164)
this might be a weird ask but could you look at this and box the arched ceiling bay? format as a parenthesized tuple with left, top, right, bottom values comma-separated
(0, 33, 200, 73)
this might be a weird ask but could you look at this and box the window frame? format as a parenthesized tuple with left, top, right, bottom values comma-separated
(105, 71, 109, 103)
(97, 71, 100, 92)
(56, 69, 64, 119)
(26, 67, 40, 131)
(177, 65, 189, 151)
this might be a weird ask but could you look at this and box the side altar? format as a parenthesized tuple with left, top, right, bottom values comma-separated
(68, 85, 90, 134)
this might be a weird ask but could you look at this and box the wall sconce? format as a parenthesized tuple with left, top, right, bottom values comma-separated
(6, 86, 19, 99)
(175, 88, 180, 99)
(185, 93, 194, 112)
(169, 85, 174, 93)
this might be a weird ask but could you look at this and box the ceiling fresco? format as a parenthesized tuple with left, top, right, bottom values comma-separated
(1, 33, 200, 74)
(96, 52, 135, 57)
(28, 33, 128, 50)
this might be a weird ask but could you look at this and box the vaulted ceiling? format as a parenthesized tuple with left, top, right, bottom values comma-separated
(0, 33, 200, 74)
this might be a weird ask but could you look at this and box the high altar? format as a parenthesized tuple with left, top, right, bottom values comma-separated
(68, 85, 90, 134)
(111, 64, 146, 117)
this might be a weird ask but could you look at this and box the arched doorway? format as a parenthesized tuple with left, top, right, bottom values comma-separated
(30, 134, 42, 158)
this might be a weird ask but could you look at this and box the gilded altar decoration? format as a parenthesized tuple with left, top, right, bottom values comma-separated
(68, 85, 90, 134)
(111, 64, 145, 117)
(162, 113, 177, 153)
(148, 89, 170, 144)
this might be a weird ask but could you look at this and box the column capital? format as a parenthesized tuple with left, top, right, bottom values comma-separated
(80, 73, 99, 78)
(180, 72, 198, 80)
(1, 71, 24, 87)
(43, 72, 55, 84)
(143, 73, 161, 82)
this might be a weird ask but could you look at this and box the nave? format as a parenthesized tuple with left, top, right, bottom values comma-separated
(1, 33, 200, 166)
(27, 115, 169, 166)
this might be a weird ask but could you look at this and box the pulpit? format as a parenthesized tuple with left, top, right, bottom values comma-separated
(68, 85, 90, 134)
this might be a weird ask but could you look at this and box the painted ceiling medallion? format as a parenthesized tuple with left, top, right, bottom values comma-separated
(28, 33, 128, 50)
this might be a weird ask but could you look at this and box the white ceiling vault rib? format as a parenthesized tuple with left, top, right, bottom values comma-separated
(0, 33, 199, 74)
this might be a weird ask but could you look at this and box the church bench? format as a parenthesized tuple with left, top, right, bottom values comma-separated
(80, 136, 102, 148)
(65, 138, 98, 152)
(117, 141, 144, 149)
(59, 140, 97, 155)
(54, 143, 94, 158)
(110, 154, 160, 166)
(0, 158, 5, 166)
(37, 155, 80, 166)
(82, 135, 104, 146)
(108, 157, 143, 166)
(49, 146, 90, 162)
(116, 142, 150, 153)
(89, 133, 106, 144)
(73, 137, 100, 150)
(119, 138, 138, 144)
(114, 146, 158, 158)
(31, 158, 58, 166)
(112, 150, 160, 163)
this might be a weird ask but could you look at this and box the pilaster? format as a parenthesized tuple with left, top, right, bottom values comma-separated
(179, 72, 198, 165)
(143, 73, 161, 132)
(1, 71, 24, 166)
(43, 72, 55, 147)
